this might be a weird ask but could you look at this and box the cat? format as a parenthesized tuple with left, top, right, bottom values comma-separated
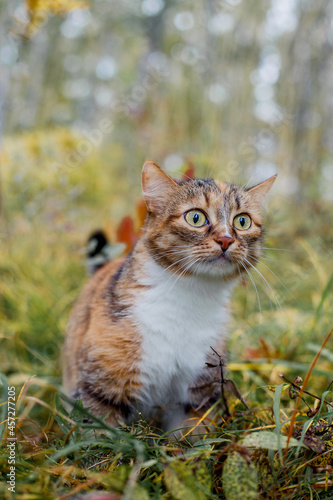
(62, 160, 276, 435)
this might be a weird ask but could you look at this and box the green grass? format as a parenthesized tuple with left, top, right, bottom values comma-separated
(0, 130, 333, 499)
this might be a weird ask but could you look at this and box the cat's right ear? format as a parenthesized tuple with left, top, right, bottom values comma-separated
(142, 160, 178, 213)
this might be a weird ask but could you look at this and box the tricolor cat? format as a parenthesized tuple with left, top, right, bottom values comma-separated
(63, 160, 276, 434)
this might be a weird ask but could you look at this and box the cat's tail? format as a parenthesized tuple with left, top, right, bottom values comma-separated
(84, 230, 126, 275)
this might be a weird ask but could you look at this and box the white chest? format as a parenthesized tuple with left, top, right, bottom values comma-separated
(133, 260, 236, 406)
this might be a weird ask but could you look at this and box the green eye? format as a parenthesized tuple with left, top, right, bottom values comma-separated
(185, 210, 207, 228)
(233, 213, 252, 230)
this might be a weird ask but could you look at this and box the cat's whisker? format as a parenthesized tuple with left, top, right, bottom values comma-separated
(150, 245, 192, 256)
(179, 172, 193, 181)
(246, 250, 277, 263)
(135, 254, 193, 287)
(236, 264, 244, 285)
(135, 253, 190, 278)
(192, 260, 203, 276)
(254, 259, 291, 296)
(151, 246, 190, 257)
(207, 150, 223, 179)
(136, 251, 198, 281)
(145, 247, 191, 264)
(259, 255, 279, 262)
(243, 257, 287, 324)
(161, 254, 195, 275)
(205, 147, 218, 178)
(164, 256, 202, 293)
(243, 257, 275, 297)
(185, 256, 202, 274)
(153, 255, 197, 293)
(261, 247, 295, 253)
(170, 257, 202, 291)
(152, 247, 187, 253)
(239, 262, 262, 330)
(151, 250, 186, 261)
(171, 255, 200, 279)
(242, 174, 259, 190)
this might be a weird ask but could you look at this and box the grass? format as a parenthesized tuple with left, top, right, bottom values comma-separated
(0, 129, 333, 499)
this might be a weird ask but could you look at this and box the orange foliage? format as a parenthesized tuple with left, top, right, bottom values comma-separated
(116, 216, 138, 253)
(245, 338, 281, 361)
(182, 160, 195, 180)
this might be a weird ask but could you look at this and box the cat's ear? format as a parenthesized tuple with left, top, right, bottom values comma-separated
(246, 175, 277, 205)
(142, 160, 178, 213)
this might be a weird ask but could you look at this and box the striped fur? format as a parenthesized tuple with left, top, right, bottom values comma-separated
(63, 161, 276, 433)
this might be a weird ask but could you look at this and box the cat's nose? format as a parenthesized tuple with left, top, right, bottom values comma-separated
(216, 236, 235, 251)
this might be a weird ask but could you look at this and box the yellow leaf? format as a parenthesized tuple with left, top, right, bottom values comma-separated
(23, 0, 89, 38)
(26, 0, 89, 15)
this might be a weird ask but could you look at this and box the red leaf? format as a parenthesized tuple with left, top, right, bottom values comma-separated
(182, 161, 195, 180)
(116, 216, 138, 252)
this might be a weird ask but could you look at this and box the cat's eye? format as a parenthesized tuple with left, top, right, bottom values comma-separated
(233, 213, 252, 230)
(185, 210, 207, 228)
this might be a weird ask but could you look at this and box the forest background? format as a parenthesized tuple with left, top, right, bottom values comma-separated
(0, 0, 333, 498)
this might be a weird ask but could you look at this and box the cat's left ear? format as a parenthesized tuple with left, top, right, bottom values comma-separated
(142, 160, 179, 213)
(246, 175, 277, 205)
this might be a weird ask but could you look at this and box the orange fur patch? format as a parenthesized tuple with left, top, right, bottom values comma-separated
(63, 258, 143, 424)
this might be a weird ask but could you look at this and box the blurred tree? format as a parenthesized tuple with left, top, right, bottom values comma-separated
(0, 0, 333, 201)
(277, 0, 333, 200)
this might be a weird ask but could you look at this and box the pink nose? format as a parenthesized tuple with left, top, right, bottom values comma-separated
(216, 236, 234, 251)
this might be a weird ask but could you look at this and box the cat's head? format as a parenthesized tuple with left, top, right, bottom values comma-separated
(142, 160, 276, 280)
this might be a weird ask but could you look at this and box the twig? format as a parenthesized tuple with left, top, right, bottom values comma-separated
(210, 346, 230, 417)
(224, 379, 249, 410)
(280, 374, 333, 409)
(191, 377, 224, 390)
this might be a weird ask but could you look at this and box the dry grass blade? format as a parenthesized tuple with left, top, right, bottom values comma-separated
(181, 400, 220, 439)
(285, 327, 333, 455)
(16, 375, 36, 410)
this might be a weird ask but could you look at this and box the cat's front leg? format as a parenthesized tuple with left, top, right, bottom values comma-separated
(162, 402, 208, 443)
(162, 402, 189, 435)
